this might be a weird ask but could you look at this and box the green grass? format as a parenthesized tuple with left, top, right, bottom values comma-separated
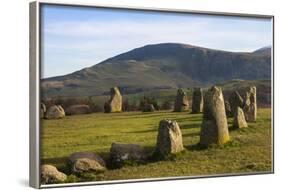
(41, 108, 272, 183)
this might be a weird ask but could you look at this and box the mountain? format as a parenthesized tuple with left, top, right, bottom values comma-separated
(41, 43, 271, 98)
(253, 46, 271, 56)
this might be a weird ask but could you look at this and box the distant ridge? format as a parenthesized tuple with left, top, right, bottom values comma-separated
(42, 43, 271, 97)
(253, 46, 271, 56)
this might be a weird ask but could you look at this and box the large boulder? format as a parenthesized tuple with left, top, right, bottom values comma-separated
(191, 88, 203, 113)
(142, 104, 155, 112)
(69, 152, 106, 173)
(174, 89, 189, 112)
(45, 105, 65, 119)
(200, 86, 230, 145)
(41, 103, 46, 119)
(41, 164, 67, 184)
(109, 143, 145, 168)
(233, 107, 248, 129)
(155, 120, 184, 157)
(229, 91, 244, 116)
(104, 87, 122, 113)
(65, 104, 91, 115)
(242, 86, 257, 122)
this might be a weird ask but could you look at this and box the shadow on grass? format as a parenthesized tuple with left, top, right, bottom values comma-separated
(180, 123, 201, 130)
(185, 143, 208, 151)
(124, 128, 157, 134)
(182, 132, 200, 137)
(124, 124, 200, 135)
(175, 117, 202, 123)
(116, 112, 188, 120)
(228, 126, 238, 132)
(41, 156, 69, 166)
(185, 139, 241, 152)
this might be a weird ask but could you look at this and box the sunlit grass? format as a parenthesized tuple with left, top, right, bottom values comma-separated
(41, 108, 272, 182)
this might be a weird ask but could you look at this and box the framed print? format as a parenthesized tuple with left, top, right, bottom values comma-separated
(29, 1, 274, 188)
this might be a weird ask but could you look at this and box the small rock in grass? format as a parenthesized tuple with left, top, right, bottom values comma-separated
(69, 152, 106, 173)
(41, 164, 67, 184)
(109, 143, 145, 168)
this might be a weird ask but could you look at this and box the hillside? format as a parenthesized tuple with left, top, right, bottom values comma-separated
(41, 43, 271, 98)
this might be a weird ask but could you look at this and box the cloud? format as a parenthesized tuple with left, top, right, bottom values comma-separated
(42, 16, 272, 77)
(44, 17, 271, 50)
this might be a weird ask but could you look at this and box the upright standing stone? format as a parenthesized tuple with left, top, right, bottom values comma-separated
(200, 86, 230, 145)
(104, 87, 122, 113)
(155, 120, 184, 157)
(233, 107, 248, 129)
(192, 88, 204, 113)
(142, 103, 155, 112)
(41, 103, 46, 119)
(224, 101, 232, 118)
(174, 89, 189, 112)
(229, 91, 244, 116)
(243, 86, 257, 122)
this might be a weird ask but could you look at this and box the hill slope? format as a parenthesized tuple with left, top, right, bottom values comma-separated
(41, 43, 271, 97)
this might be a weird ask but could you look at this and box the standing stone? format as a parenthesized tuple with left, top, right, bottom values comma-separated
(192, 88, 203, 113)
(45, 105, 65, 119)
(200, 86, 230, 145)
(229, 91, 244, 116)
(41, 164, 67, 184)
(142, 104, 155, 112)
(243, 86, 257, 122)
(104, 87, 122, 113)
(174, 89, 189, 112)
(224, 101, 232, 118)
(233, 107, 248, 129)
(155, 120, 184, 157)
(41, 103, 46, 119)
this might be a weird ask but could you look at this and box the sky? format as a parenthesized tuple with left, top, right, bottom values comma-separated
(41, 4, 273, 78)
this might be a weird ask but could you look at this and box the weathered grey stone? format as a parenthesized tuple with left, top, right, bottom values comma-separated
(233, 107, 248, 129)
(41, 164, 67, 184)
(73, 158, 105, 173)
(224, 101, 232, 118)
(155, 120, 184, 156)
(45, 105, 65, 119)
(174, 89, 189, 112)
(200, 86, 230, 145)
(104, 87, 122, 113)
(41, 103, 46, 119)
(229, 91, 244, 116)
(192, 88, 203, 113)
(142, 104, 155, 112)
(69, 152, 106, 167)
(242, 86, 257, 122)
(65, 104, 91, 115)
(109, 143, 145, 167)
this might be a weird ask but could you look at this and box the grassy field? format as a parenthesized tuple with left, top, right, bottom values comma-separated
(41, 108, 272, 183)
